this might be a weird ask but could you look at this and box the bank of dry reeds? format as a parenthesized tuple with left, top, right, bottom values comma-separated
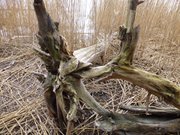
(0, 0, 179, 134)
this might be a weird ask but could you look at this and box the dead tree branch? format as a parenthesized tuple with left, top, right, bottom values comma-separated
(33, 0, 180, 134)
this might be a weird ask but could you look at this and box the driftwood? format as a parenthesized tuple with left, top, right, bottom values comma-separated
(120, 105, 180, 116)
(33, 0, 180, 134)
(73, 41, 107, 64)
(96, 113, 180, 134)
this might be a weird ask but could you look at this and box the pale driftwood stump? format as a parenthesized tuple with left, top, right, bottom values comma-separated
(33, 0, 180, 134)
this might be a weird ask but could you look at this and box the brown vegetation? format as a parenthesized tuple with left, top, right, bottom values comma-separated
(0, 0, 180, 134)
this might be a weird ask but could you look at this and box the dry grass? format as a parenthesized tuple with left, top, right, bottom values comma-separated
(0, 0, 180, 134)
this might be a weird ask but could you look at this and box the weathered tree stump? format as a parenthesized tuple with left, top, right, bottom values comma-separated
(33, 0, 180, 134)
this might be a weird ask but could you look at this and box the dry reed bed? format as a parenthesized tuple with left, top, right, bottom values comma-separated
(0, 0, 180, 134)
(0, 34, 179, 134)
(0, 0, 180, 48)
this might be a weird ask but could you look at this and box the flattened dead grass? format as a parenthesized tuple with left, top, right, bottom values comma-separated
(0, 34, 179, 134)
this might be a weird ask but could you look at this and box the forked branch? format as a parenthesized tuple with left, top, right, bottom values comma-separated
(33, 0, 180, 134)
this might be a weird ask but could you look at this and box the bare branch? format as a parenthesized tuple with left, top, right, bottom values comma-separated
(96, 112, 180, 133)
(120, 105, 180, 116)
(106, 65, 180, 109)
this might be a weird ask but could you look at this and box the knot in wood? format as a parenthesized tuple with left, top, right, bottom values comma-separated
(118, 26, 127, 41)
